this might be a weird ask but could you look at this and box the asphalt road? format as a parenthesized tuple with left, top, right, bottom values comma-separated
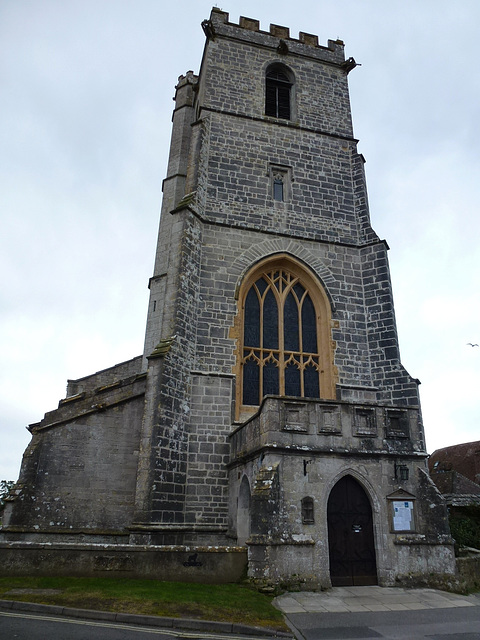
(0, 610, 262, 640)
(285, 604, 480, 639)
(2, 601, 480, 640)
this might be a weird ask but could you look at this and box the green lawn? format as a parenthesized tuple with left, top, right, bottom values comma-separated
(0, 576, 288, 631)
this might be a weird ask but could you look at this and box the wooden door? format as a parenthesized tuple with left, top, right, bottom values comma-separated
(327, 475, 377, 586)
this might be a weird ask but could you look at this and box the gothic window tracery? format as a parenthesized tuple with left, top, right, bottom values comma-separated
(236, 255, 336, 417)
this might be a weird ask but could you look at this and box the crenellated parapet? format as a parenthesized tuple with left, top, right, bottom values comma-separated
(203, 8, 347, 66)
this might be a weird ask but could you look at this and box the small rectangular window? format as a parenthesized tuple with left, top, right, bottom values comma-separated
(395, 464, 409, 482)
(273, 177, 284, 201)
(302, 497, 314, 524)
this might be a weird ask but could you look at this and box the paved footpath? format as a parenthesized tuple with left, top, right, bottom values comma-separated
(274, 587, 480, 639)
(275, 586, 478, 614)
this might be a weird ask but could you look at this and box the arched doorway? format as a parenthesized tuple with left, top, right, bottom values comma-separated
(237, 476, 251, 546)
(327, 475, 377, 586)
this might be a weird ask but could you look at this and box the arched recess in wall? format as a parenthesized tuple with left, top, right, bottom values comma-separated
(237, 475, 251, 546)
(234, 253, 337, 420)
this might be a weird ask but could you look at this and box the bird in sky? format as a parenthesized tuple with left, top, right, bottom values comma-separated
(467, 343, 479, 347)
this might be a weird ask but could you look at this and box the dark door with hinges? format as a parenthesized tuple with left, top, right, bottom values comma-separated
(327, 475, 378, 586)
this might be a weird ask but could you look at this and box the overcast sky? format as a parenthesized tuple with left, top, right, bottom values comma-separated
(1, 0, 479, 482)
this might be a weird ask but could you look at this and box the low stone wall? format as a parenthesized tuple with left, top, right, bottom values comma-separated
(0, 543, 247, 583)
(392, 553, 480, 593)
(456, 554, 480, 591)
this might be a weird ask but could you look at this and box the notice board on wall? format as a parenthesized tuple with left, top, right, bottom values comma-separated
(392, 500, 414, 532)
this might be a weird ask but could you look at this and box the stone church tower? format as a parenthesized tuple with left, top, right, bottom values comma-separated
(2, 9, 455, 588)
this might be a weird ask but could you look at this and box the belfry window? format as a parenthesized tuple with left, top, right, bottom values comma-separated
(236, 255, 336, 415)
(265, 65, 292, 120)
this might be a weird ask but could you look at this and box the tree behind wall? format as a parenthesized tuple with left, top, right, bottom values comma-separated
(0, 480, 14, 523)
(449, 506, 480, 552)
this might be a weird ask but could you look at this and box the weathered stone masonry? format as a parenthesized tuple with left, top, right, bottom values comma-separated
(1, 8, 454, 587)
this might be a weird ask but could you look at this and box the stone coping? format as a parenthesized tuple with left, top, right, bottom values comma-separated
(0, 542, 245, 552)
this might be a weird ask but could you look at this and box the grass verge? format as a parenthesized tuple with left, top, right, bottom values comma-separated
(0, 577, 288, 631)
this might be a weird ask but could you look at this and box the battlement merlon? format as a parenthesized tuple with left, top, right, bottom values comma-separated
(203, 7, 347, 66)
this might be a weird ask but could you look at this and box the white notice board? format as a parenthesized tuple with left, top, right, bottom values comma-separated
(392, 500, 414, 532)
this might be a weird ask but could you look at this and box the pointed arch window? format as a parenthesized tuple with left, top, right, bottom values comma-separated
(236, 255, 336, 416)
(265, 65, 293, 120)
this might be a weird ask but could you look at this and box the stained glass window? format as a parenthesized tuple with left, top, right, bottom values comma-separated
(284, 291, 299, 352)
(302, 295, 317, 353)
(285, 361, 301, 397)
(263, 288, 278, 349)
(241, 266, 323, 406)
(263, 359, 279, 396)
(243, 357, 259, 406)
(304, 360, 320, 398)
(244, 287, 259, 346)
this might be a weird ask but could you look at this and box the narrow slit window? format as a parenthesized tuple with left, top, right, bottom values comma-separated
(270, 166, 291, 203)
(273, 176, 284, 201)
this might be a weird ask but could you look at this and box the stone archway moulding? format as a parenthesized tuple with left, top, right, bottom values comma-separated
(232, 238, 336, 309)
(324, 467, 381, 515)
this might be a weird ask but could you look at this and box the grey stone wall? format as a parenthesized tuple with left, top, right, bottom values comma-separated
(136, 8, 425, 538)
(201, 10, 350, 135)
(193, 226, 419, 406)
(198, 115, 367, 244)
(228, 398, 454, 588)
(230, 397, 425, 460)
(66, 356, 144, 396)
(0, 543, 247, 583)
(3, 374, 145, 540)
